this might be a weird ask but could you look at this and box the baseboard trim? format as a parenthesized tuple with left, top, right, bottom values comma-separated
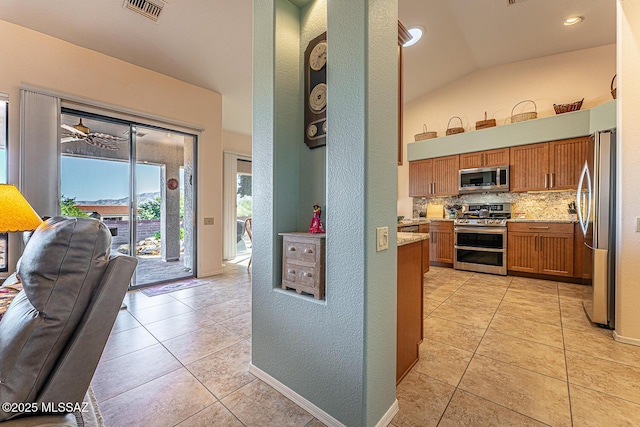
(613, 330, 640, 346)
(249, 364, 346, 427)
(375, 399, 399, 427)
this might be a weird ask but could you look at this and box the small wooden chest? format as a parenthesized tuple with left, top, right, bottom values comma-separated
(279, 232, 326, 299)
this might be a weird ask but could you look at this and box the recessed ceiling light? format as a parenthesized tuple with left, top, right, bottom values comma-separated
(563, 16, 584, 26)
(403, 26, 424, 48)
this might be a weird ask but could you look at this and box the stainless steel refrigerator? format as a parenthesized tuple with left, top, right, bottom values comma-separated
(576, 130, 616, 329)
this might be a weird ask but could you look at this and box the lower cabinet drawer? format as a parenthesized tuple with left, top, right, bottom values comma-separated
(283, 241, 318, 263)
(283, 263, 317, 287)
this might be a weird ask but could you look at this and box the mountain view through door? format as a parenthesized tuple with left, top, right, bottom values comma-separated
(59, 111, 196, 287)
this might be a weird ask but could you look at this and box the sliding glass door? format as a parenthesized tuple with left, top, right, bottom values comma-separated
(60, 111, 196, 287)
(132, 125, 195, 287)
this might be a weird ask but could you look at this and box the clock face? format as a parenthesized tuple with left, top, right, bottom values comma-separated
(309, 83, 327, 113)
(307, 124, 318, 138)
(309, 41, 327, 71)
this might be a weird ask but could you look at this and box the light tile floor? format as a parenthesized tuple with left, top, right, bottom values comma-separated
(391, 266, 640, 427)
(93, 264, 640, 426)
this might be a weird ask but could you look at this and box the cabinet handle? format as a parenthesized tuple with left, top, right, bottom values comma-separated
(288, 269, 296, 274)
(433, 182, 436, 194)
(289, 247, 297, 251)
(534, 235, 537, 251)
(540, 236, 543, 251)
(303, 248, 314, 254)
(483, 153, 486, 166)
(544, 174, 548, 189)
(303, 272, 313, 278)
(528, 226, 549, 230)
(550, 173, 554, 189)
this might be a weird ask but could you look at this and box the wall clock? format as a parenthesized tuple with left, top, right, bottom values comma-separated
(304, 32, 327, 149)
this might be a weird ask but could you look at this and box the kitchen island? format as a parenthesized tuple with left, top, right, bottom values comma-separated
(397, 232, 430, 383)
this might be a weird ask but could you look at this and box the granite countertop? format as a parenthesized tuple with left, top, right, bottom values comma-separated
(398, 218, 453, 226)
(508, 219, 578, 223)
(397, 232, 430, 246)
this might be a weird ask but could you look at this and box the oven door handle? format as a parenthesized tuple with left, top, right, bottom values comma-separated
(454, 245, 506, 253)
(454, 226, 506, 234)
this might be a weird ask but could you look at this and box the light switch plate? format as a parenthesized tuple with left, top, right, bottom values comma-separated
(636, 217, 640, 232)
(204, 217, 214, 225)
(376, 227, 389, 252)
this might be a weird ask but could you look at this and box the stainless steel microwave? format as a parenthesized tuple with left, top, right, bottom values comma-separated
(459, 165, 509, 194)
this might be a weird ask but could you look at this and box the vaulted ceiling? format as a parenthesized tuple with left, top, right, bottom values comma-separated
(0, 0, 615, 137)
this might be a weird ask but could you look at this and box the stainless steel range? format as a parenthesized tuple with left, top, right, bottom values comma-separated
(454, 203, 511, 275)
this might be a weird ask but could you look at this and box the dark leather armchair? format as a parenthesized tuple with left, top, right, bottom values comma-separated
(0, 217, 137, 425)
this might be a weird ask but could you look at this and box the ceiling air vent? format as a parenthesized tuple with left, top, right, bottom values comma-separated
(507, 0, 525, 4)
(124, 0, 165, 22)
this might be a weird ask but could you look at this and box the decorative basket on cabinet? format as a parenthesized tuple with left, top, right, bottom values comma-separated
(510, 100, 537, 123)
(414, 124, 437, 141)
(475, 112, 496, 130)
(445, 116, 465, 136)
(611, 74, 617, 99)
(553, 98, 584, 114)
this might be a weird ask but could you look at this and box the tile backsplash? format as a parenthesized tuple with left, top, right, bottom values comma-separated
(413, 191, 578, 220)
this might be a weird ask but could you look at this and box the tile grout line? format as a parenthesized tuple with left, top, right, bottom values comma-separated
(557, 281, 575, 427)
(433, 274, 511, 426)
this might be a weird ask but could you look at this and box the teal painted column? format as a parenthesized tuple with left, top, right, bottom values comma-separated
(327, 1, 399, 425)
(252, 0, 398, 425)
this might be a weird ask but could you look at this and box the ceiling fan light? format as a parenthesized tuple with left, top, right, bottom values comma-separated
(563, 16, 584, 26)
(73, 118, 90, 134)
(403, 26, 424, 48)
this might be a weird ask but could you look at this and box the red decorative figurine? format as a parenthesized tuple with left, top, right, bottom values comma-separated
(308, 204, 325, 233)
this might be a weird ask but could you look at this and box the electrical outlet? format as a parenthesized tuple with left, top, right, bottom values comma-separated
(376, 227, 389, 252)
(636, 217, 640, 232)
(204, 217, 214, 225)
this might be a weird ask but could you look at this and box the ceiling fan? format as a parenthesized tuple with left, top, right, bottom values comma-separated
(61, 119, 127, 150)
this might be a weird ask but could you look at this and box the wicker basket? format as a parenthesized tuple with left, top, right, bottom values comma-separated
(475, 112, 496, 130)
(554, 98, 584, 114)
(414, 124, 437, 141)
(446, 116, 465, 136)
(510, 100, 537, 123)
(611, 74, 617, 100)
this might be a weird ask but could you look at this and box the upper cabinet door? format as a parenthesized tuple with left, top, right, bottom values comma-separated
(432, 155, 459, 196)
(483, 148, 509, 167)
(510, 142, 549, 192)
(548, 136, 592, 191)
(459, 148, 509, 169)
(459, 152, 484, 169)
(408, 159, 432, 197)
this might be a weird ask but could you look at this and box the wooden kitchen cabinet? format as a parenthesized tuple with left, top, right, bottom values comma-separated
(548, 136, 592, 190)
(429, 221, 454, 266)
(459, 148, 509, 169)
(408, 155, 459, 197)
(397, 239, 425, 383)
(508, 222, 574, 277)
(510, 137, 592, 192)
(408, 159, 432, 197)
(509, 142, 549, 192)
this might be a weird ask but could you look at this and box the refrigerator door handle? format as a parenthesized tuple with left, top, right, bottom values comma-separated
(576, 161, 592, 236)
(584, 242, 596, 251)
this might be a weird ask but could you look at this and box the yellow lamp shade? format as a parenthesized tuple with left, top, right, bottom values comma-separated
(0, 184, 43, 232)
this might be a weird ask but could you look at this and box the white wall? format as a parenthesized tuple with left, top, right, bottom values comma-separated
(399, 44, 616, 217)
(223, 130, 252, 156)
(0, 20, 224, 277)
(616, 1, 640, 342)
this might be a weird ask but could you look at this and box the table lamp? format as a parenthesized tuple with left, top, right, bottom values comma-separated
(0, 184, 42, 233)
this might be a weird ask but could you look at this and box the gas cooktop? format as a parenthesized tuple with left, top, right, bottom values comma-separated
(454, 203, 511, 226)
